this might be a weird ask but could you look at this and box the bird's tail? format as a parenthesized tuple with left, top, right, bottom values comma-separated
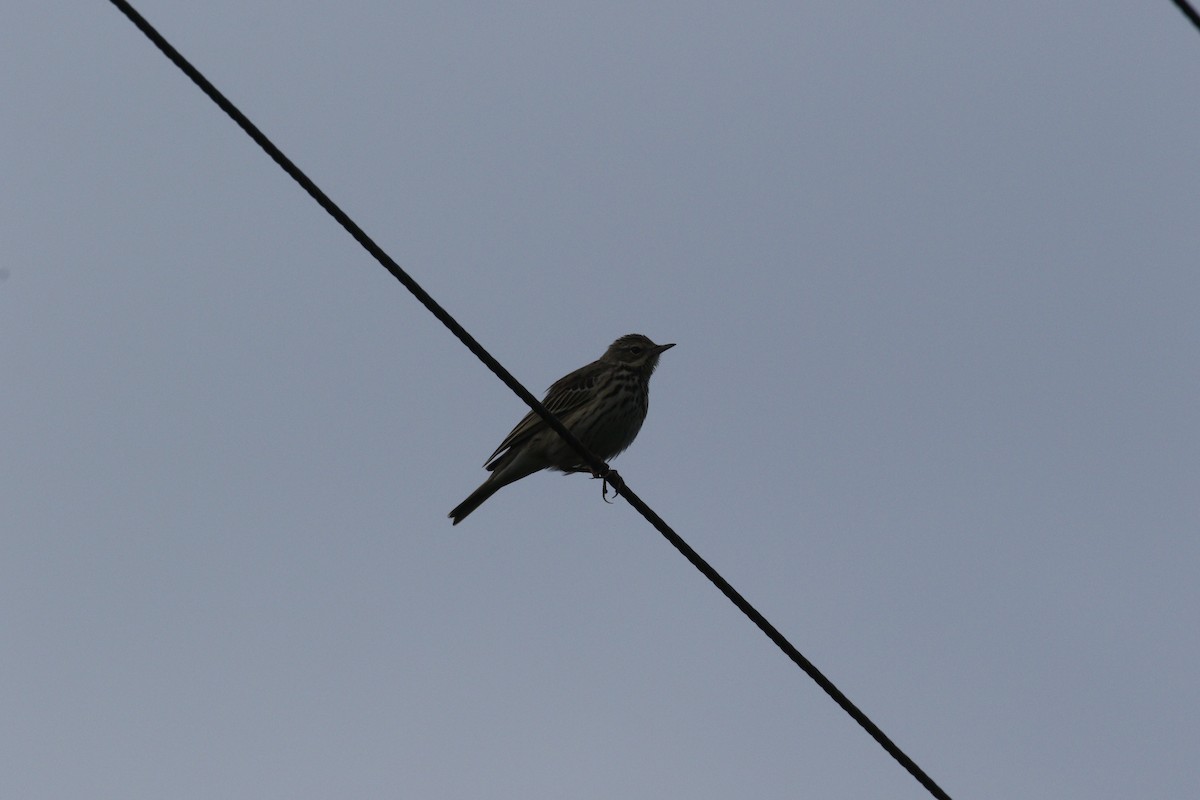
(448, 478, 503, 525)
(448, 447, 545, 525)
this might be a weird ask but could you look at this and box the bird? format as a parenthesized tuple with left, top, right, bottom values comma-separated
(448, 333, 675, 525)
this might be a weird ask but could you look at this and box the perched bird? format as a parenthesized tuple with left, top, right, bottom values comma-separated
(449, 333, 675, 525)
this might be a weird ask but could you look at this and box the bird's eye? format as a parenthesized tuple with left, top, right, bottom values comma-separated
(629, 347, 642, 355)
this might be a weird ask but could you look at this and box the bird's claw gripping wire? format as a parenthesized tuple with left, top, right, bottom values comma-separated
(592, 468, 624, 503)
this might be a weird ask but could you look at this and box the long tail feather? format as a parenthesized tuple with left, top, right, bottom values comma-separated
(448, 479, 503, 525)
(448, 448, 546, 525)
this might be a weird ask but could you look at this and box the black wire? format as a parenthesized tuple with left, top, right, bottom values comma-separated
(616, 483, 952, 800)
(106, 2, 953, 798)
(1171, 0, 1200, 32)
(104, 1, 601, 480)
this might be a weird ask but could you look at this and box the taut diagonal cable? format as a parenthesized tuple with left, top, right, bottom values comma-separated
(1170, 0, 1200, 32)
(106, 3, 953, 798)
(105, 2, 604, 481)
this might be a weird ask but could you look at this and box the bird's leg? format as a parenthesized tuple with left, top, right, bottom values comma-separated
(590, 468, 623, 503)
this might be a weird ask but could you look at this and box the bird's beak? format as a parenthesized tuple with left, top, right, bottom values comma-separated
(654, 343, 676, 354)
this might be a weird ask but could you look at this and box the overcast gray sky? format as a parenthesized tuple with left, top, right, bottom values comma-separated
(4, 2, 1198, 798)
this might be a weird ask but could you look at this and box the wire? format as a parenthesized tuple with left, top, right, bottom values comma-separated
(1170, 0, 1200, 32)
(106, 2, 953, 798)
(105, 1, 600, 480)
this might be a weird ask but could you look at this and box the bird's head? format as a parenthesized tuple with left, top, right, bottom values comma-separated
(602, 333, 676, 372)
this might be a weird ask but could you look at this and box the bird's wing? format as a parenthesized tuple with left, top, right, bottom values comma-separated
(483, 359, 603, 469)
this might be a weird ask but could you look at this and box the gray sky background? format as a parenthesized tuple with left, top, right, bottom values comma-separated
(4, 2, 1198, 798)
